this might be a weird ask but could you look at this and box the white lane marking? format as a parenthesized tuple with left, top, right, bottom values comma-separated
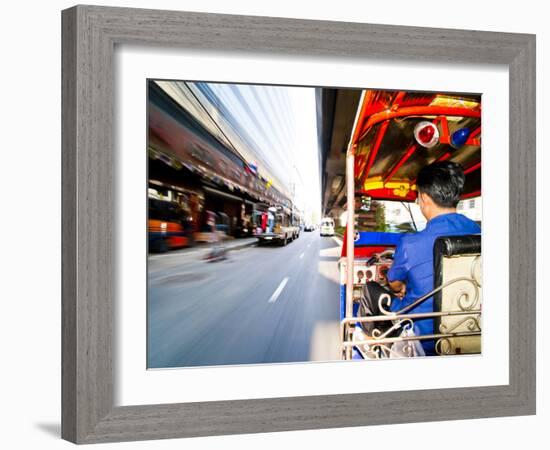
(268, 277, 289, 303)
(332, 236, 343, 246)
(299, 252, 304, 259)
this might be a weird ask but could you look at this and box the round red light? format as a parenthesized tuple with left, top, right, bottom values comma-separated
(418, 125, 435, 144)
(414, 121, 440, 148)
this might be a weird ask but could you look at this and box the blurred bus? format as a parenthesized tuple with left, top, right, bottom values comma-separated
(148, 198, 193, 252)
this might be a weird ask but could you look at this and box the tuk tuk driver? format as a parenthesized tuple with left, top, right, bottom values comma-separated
(362, 161, 481, 355)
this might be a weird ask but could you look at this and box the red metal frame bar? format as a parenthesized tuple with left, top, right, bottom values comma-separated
(439, 116, 450, 144)
(353, 151, 365, 180)
(350, 91, 375, 148)
(359, 106, 481, 141)
(360, 120, 390, 186)
(461, 190, 481, 199)
(384, 143, 417, 182)
(464, 126, 481, 146)
(435, 151, 453, 163)
(392, 91, 406, 109)
(464, 161, 482, 175)
(351, 92, 482, 202)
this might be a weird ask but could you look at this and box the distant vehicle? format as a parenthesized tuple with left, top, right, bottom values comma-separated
(148, 198, 192, 252)
(320, 218, 335, 236)
(304, 223, 315, 232)
(258, 207, 296, 246)
(290, 212, 301, 240)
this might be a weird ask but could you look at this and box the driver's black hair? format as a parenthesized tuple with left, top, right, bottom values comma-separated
(416, 161, 465, 208)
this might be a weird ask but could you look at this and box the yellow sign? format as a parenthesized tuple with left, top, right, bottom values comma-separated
(363, 177, 417, 197)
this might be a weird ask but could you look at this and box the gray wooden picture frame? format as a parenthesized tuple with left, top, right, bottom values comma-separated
(62, 4, 536, 444)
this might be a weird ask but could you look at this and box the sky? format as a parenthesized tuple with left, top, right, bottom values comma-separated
(191, 82, 322, 223)
(155, 80, 322, 223)
(285, 87, 321, 222)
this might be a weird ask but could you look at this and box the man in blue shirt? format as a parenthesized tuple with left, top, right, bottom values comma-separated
(361, 161, 481, 355)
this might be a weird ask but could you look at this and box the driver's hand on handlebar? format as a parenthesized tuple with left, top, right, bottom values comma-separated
(366, 253, 379, 266)
(389, 280, 406, 299)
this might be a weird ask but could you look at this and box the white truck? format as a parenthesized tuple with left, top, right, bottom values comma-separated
(320, 217, 335, 236)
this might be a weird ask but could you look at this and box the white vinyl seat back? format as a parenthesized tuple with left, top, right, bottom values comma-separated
(433, 235, 482, 355)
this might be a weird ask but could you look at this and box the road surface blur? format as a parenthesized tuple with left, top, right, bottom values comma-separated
(147, 231, 341, 368)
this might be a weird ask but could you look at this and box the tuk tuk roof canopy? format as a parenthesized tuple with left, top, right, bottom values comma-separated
(351, 90, 482, 202)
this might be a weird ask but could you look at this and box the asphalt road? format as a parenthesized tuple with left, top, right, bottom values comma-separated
(147, 231, 342, 368)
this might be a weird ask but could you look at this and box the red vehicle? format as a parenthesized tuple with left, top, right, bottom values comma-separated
(148, 198, 192, 252)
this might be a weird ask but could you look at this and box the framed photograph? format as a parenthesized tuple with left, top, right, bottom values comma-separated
(62, 5, 536, 444)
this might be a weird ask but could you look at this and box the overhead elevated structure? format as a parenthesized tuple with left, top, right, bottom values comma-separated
(316, 88, 361, 220)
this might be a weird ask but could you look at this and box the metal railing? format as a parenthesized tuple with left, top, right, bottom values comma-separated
(340, 274, 482, 359)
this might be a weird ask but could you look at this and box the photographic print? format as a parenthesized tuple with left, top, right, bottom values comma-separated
(147, 80, 482, 368)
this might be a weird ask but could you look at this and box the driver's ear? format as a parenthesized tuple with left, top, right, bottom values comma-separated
(420, 192, 431, 206)
(418, 192, 426, 205)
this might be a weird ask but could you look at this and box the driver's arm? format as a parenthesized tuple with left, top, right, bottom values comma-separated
(386, 239, 409, 299)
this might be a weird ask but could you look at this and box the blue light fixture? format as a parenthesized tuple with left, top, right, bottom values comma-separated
(450, 127, 471, 148)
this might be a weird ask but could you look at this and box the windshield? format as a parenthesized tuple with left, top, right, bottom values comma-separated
(381, 201, 426, 233)
(353, 195, 424, 233)
(275, 214, 289, 226)
(354, 197, 482, 233)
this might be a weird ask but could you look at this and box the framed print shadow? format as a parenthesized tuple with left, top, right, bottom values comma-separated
(61, 5, 536, 444)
